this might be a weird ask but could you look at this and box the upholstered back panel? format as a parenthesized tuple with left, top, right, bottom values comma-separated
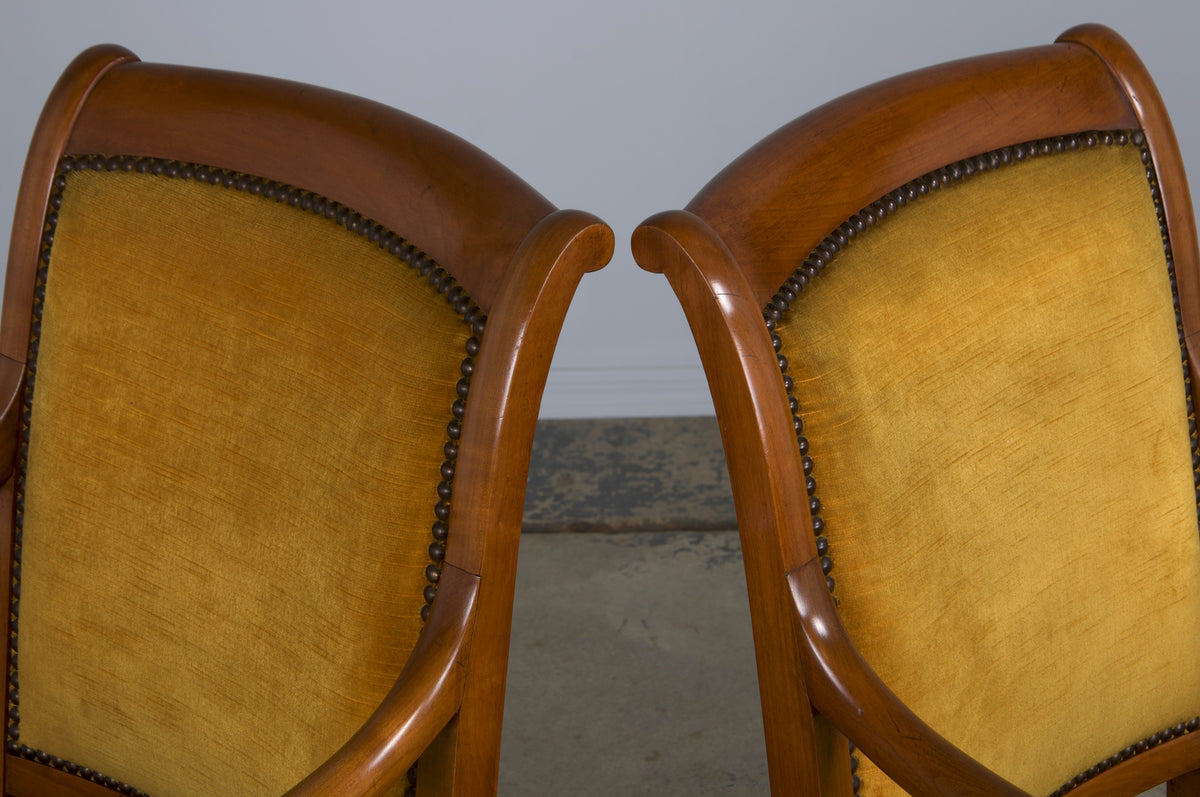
(774, 138, 1200, 796)
(16, 162, 471, 796)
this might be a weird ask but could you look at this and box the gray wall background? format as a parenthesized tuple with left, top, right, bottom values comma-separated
(3, 1, 1197, 418)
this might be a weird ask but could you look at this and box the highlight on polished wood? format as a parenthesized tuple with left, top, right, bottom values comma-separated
(633, 24, 1200, 797)
(1, 45, 613, 797)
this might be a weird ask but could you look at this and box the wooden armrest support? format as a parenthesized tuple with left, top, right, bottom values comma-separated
(0, 355, 24, 484)
(447, 208, 612, 577)
(284, 565, 479, 797)
(788, 560, 1029, 797)
(633, 209, 825, 794)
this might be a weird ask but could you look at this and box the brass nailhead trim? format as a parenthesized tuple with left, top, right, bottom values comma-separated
(8, 155, 483, 797)
(1050, 716, 1200, 796)
(765, 131, 1197, 795)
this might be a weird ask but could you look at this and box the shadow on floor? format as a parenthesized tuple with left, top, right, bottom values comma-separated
(501, 530, 768, 795)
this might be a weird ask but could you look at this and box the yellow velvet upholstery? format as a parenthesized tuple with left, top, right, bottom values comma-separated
(18, 168, 468, 796)
(776, 143, 1200, 795)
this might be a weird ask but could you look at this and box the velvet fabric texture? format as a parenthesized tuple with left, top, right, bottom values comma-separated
(18, 169, 468, 796)
(777, 143, 1200, 795)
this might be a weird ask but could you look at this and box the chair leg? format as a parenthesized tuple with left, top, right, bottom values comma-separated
(1168, 770, 1200, 797)
(813, 713, 856, 797)
(416, 715, 464, 796)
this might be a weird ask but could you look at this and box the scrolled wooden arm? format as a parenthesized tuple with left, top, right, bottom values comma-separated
(449, 207, 613, 577)
(633, 208, 823, 795)
(284, 564, 479, 797)
(787, 560, 1029, 797)
(0, 355, 23, 485)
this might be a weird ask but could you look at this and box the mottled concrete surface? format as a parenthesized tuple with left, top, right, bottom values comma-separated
(500, 531, 768, 795)
(523, 417, 736, 533)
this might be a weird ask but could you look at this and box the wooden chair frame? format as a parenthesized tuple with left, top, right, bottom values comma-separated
(0, 45, 612, 796)
(633, 24, 1200, 797)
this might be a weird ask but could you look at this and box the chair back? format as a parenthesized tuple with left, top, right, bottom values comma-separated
(634, 24, 1200, 797)
(2, 45, 612, 797)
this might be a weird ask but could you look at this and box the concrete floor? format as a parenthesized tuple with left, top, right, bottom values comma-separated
(500, 531, 768, 795)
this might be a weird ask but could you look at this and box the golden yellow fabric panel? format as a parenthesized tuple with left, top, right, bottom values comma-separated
(777, 143, 1200, 796)
(19, 170, 468, 796)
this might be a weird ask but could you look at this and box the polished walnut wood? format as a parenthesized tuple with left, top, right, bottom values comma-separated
(1, 45, 613, 797)
(1060, 24, 1200, 411)
(634, 209, 823, 793)
(1168, 769, 1200, 797)
(634, 23, 1199, 797)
